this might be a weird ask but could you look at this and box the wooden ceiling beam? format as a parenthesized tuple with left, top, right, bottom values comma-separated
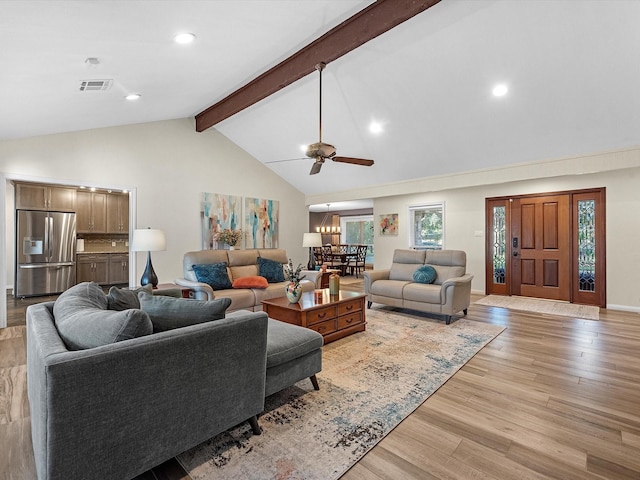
(195, 0, 441, 132)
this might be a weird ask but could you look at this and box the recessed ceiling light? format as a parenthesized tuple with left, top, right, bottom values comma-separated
(125, 93, 141, 101)
(369, 121, 383, 134)
(492, 84, 508, 97)
(174, 33, 196, 44)
(300, 144, 308, 153)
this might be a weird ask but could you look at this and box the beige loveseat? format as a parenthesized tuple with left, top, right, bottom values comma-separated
(175, 248, 320, 313)
(364, 249, 473, 324)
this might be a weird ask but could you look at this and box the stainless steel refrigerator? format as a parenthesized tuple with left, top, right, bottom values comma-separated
(15, 210, 76, 297)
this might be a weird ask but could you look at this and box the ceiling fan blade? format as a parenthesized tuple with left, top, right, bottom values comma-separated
(310, 160, 323, 175)
(332, 156, 374, 166)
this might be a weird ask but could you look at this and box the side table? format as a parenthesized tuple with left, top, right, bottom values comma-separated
(154, 283, 193, 299)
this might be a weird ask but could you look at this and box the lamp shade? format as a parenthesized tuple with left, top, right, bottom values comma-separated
(302, 232, 323, 248)
(131, 228, 166, 252)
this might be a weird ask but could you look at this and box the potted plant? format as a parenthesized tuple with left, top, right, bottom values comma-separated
(284, 259, 306, 303)
(215, 228, 242, 249)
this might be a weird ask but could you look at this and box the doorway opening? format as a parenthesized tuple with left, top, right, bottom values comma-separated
(485, 188, 605, 307)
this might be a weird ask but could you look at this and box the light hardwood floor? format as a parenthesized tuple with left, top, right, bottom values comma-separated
(2, 285, 639, 479)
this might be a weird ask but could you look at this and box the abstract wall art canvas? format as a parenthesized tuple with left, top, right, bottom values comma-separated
(379, 213, 398, 235)
(244, 197, 279, 248)
(201, 192, 242, 249)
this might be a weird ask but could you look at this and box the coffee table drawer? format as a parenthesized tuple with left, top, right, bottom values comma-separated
(307, 306, 337, 325)
(338, 312, 363, 330)
(309, 318, 337, 336)
(338, 298, 362, 316)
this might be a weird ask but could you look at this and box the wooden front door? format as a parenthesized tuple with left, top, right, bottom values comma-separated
(485, 188, 606, 306)
(511, 195, 570, 301)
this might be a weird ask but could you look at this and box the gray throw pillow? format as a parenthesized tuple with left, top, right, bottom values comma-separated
(138, 291, 232, 332)
(107, 284, 153, 311)
(53, 282, 153, 350)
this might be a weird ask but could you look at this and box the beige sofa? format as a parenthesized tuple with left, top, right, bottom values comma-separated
(175, 248, 320, 312)
(364, 249, 473, 324)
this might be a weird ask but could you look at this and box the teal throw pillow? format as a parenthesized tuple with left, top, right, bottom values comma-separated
(413, 265, 437, 284)
(192, 262, 232, 290)
(257, 256, 285, 283)
(138, 291, 232, 332)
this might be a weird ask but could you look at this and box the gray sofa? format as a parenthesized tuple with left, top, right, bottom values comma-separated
(364, 249, 473, 324)
(175, 248, 320, 312)
(26, 283, 322, 480)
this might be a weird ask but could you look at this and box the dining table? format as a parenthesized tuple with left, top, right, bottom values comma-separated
(326, 251, 357, 276)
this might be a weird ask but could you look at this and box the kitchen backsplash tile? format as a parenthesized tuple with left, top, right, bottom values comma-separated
(78, 234, 129, 253)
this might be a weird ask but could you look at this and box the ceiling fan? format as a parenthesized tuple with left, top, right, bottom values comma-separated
(270, 62, 375, 175)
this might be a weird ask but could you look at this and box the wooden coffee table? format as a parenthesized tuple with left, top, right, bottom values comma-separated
(262, 289, 366, 344)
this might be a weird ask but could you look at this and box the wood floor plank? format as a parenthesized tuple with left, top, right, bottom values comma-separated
(451, 439, 550, 480)
(505, 441, 605, 480)
(0, 337, 26, 368)
(422, 395, 589, 470)
(347, 443, 440, 480)
(0, 365, 29, 425)
(587, 453, 640, 480)
(0, 417, 37, 480)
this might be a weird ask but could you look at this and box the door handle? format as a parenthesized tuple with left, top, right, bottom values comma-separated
(513, 251, 518, 257)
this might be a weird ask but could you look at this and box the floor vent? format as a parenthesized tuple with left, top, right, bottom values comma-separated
(79, 79, 113, 91)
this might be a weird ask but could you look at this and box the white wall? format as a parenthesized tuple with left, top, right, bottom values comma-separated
(1, 118, 309, 325)
(372, 167, 640, 311)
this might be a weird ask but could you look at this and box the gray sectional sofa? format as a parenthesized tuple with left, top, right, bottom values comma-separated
(26, 282, 322, 480)
(175, 248, 321, 312)
(364, 249, 473, 324)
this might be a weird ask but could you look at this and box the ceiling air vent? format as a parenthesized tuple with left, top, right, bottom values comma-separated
(79, 79, 113, 92)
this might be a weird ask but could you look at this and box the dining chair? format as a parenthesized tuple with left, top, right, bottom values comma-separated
(313, 246, 324, 267)
(351, 245, 368, 278)
(325, 245, 348, 275)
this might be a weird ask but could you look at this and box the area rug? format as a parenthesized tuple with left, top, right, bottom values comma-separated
(177, 308, 505, 480)
(474, 295, 600, 320)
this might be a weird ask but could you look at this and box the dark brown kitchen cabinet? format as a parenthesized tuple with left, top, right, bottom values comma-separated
(15, 183, 76, 212)
(76, 254, 109, 285)
(108, 254, 129, 285)
(106, 193, 129, 234)
(76, 191, 107, 233)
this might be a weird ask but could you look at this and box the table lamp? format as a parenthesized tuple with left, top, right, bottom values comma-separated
(131, 227, 166, 288)
(302, 232, 323, 270)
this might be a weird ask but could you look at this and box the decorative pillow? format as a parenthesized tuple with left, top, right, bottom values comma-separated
(413, 265, 437, 284)
(257, 257, 285, 283)
(138, 291, 232, 332)
(192, 262, 232, 290)
(106, 284, 153, 311)
(53, 282, 152, 350)
(232, 276, 269, 289)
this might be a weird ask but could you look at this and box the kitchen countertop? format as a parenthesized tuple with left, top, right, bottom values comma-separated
(77, 251, 129, 255)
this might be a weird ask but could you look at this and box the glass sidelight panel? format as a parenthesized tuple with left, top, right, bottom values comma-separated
(493, 206, 506, 284)
(577, 199, 596, 292)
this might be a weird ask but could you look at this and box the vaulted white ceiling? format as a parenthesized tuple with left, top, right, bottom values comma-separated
(2, 1, 639, 198)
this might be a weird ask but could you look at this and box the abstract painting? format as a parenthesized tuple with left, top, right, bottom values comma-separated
(379, 213, 398, 235)
(244, 197, 279, 248)
(201, 192, 242, 249)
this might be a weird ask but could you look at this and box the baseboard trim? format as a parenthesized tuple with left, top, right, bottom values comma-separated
(606, 304, 640, 314)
